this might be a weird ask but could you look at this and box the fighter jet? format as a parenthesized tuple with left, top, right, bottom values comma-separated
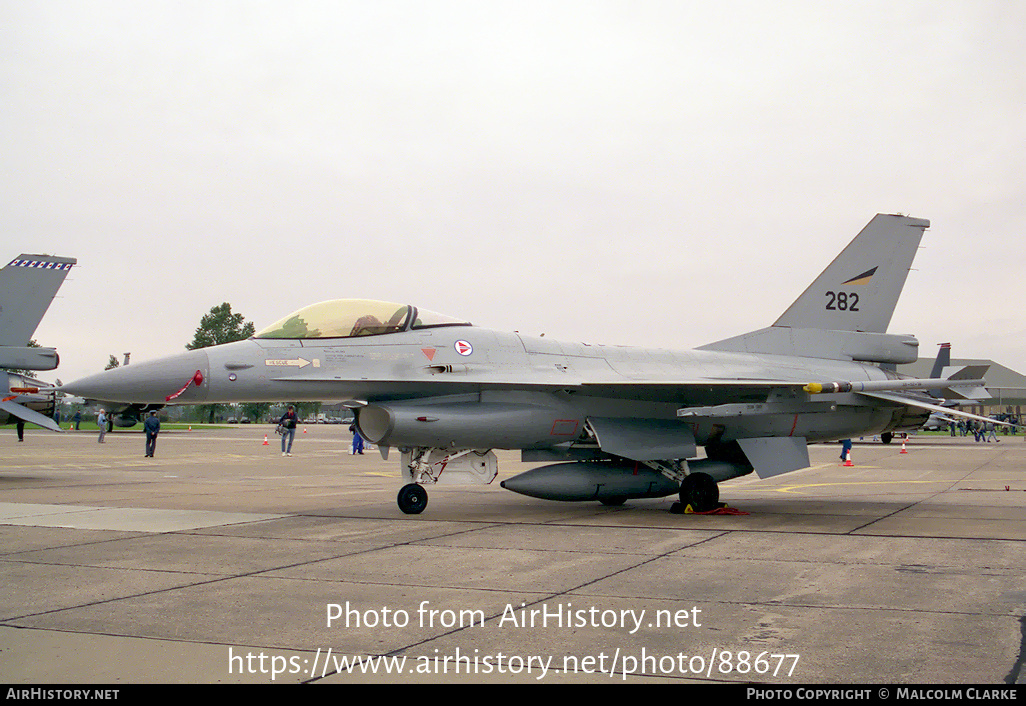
(63, 215, 999, 513)
(1, 254, 76, 432)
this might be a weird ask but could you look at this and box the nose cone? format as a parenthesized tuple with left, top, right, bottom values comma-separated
(63, 349, 210, 404)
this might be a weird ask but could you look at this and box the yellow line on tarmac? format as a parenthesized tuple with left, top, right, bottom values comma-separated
(769, 479, 963, 495)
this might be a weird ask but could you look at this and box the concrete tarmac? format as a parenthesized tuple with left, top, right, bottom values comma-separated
(1, 426, 1024, 684)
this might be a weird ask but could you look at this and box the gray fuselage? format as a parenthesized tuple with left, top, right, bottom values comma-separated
(63, 325, 915, 449)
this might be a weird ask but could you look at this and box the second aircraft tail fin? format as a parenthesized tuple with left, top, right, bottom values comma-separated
(0, 254, 77, 347)
(929, 342, 952, 379)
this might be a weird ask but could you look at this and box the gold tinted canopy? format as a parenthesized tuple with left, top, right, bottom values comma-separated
(254, 299, 470, 339)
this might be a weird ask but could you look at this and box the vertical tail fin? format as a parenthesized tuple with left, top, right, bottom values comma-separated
(929, 342, 951, 379)
(701, 214, 928, 362)
(773, 214, 929, 334)
(0, 254, 76, 347)
(928, 342, 952, 398)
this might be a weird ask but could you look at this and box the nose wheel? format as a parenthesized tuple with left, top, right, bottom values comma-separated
(397, 483, 428, 514)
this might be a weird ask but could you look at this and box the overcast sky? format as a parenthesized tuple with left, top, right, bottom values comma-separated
(4, 0, 1024, 385)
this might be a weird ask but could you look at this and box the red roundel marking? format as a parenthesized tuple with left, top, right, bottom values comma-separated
(454, 340, 473, 356)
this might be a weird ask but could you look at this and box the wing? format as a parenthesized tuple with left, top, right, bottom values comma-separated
(0, 399, 63, 432)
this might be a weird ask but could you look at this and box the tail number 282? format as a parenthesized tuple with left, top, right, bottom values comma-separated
(825, 291, 859, 311)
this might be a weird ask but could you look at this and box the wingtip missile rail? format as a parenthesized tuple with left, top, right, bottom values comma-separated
(803, 377, 987, 395)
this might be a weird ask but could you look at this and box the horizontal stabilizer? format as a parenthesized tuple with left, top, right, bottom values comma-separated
(0, 399, 63, 432)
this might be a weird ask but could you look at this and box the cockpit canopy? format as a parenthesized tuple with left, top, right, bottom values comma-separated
(254, 299, 471, 340)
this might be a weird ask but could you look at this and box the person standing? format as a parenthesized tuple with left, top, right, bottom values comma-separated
(73, 410, 82, 430)
(839, 438, 852, 462)
(279, 405, 298, 456)
(16, 419, 25, 442)
(351, 423, 364, 455)
(144, 411, 160, 457)
(97, 409, 107, 443)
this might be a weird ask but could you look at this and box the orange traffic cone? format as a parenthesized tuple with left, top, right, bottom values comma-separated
(262, 435, 269, 445)
(188, 426, 192, 431)
(843, 449, 854, 467)
(900, 439, 908, 454)
(303, 427, 308, 434)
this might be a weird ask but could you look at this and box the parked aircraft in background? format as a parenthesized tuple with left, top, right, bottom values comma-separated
(918, 342, 990, 432)
(62, 215, 999, 513)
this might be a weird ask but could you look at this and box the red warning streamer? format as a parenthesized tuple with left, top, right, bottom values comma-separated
(166, 370, 204, 402)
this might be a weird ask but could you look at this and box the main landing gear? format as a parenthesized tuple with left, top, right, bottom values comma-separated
(397, 483, 428, 514)
(678, 472, 719, 513)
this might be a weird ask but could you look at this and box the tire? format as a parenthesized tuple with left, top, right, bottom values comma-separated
(679, 472, 719, 512)
(397, 483, 428, 514)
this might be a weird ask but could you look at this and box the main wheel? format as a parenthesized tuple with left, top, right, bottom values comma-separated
(881, 432, 893, 444)
(397, 483, 428, 514)
(679, 472, 719, 512)
(600, 496, 627, 507)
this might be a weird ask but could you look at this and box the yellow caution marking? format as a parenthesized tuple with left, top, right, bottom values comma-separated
(770, 479, 966, 494)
